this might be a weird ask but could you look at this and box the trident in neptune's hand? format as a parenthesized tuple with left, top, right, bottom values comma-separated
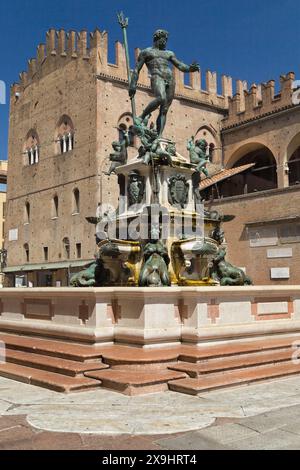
(117, 12, 136, 119)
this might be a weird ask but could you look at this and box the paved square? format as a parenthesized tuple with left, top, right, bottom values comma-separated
(1, 375, 300, 448)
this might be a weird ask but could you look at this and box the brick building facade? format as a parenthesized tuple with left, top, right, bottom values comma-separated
(0, 160, 7, 287)
(3, 28, 300, 286)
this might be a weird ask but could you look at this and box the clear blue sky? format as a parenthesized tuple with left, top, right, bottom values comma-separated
(0, 0, 299, 161)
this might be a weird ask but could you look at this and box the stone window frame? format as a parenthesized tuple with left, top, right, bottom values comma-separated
(24, 243, 30, 263)
(72, 188, 80, 215)
(194, 124, 218, 162)
(117, 113, 136, 148)
(55, 115, 75, 155)
(24, 201, 30, 224)
(23, 130, 40, 166)
(51, 195, 59, 219)
(63, 237, 70, 260)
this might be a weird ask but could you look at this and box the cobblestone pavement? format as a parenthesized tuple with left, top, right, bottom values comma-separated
(1, 375, 300, 449)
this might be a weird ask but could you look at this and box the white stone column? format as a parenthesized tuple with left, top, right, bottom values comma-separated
(35, 146, 39, 163)
(63, 135, 67, 153)
(68, 132, 73, 151)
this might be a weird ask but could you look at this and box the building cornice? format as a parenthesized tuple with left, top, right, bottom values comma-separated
(205, 183, 300, 206)
(221, 104, 300, 134)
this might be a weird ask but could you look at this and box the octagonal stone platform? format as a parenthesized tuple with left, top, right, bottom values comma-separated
(0, 286, 299, 394)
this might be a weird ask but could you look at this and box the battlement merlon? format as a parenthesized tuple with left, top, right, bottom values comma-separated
(10, 28, 244, 111)
(223, 72, 297, 129)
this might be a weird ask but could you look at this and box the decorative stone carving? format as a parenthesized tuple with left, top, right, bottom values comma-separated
(127, 170, 145, 206)
(171, 238, 219, 286)
(168, 174, 189, 209)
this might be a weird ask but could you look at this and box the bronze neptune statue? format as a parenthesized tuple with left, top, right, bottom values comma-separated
(129, 29, 200, 137)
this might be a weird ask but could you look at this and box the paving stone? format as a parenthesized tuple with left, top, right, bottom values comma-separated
(81, 434, 162, 450)
(32, 431, 84, 450)
(230, 429, 300, 450)
(155, 431, 230, 450)
(279, 422, 300, 436)
(193, 422, 258, 444)
(237, 412, 300, 434)
(0, 400, 10, 413)
(278, 442, 300, 450)
(0, 424, 37, 447)
(0, 415, 28, 431)
(3, 374, 300, 445)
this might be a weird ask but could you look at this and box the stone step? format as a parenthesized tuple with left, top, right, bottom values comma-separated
(0, 333, 105, 362)
(100, 346, 181, 366)
(96, 335, 300, 366)
(0, 363, 101, 393)
(168, 348, 293, 377)
(168, 361, 300, 395)
(4, 348, 109, 377)
(178, 335, 300, 363)
(84, 369, 187, 395)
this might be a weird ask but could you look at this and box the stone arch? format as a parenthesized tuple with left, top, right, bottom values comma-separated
(55, 115, 75, 154)
(287, 132, 300, 186)
(117, 112, 135, 147)
(219, 142, 278, 197)
(23, 129, 40, 165)
(194, 125, 219, 163)
(226, 141, 277, 168)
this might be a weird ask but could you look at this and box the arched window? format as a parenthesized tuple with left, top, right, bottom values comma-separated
(24, 201, 30, 224)
(118, 123, 127, 142)
(24, 130, 39, 165)
(129, 126, 135, 147)
(73, 188, 80, 214)
(117, 113, 136, 147)
(63, 237, 70, 259)
(287, 133, 300, 186)
(194, 126, 218, 163)
(24, 243, 29, 262)
(56, 115, 75, 155)
(52, 195, 59, 218)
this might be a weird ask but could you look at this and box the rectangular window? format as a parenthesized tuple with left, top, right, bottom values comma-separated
(43, 246, 48, 261)
(9, 228, 18, 241)
(76, 243, 81, 259)
(279, 223, 300, 244)
(248, 226, 278, 247)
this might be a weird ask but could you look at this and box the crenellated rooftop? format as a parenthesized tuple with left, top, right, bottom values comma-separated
(222, 72, 297, 130)
(10, 28, 238, 111)
(11, 29, 298, 124)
